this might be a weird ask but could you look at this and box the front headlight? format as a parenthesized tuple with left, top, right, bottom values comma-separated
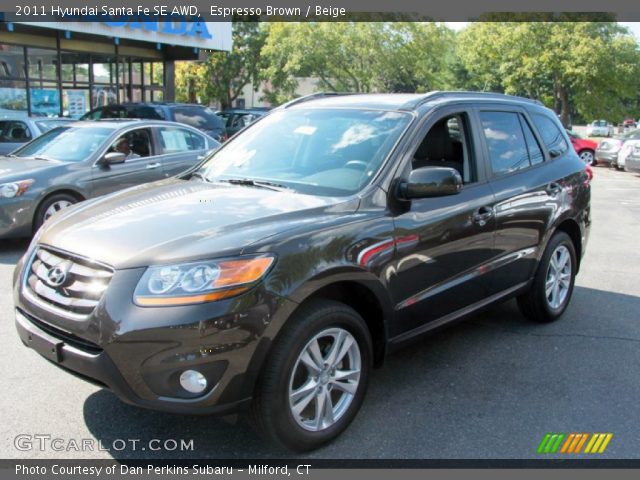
(134, 255, 275, 306)
(0, 179, 33, 198)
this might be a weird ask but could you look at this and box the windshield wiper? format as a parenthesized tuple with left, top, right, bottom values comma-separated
(218, 178, 292, 192)
(190, 171, 209, 182)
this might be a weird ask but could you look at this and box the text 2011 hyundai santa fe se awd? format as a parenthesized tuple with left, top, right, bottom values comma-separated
(13, 92, 591, 451)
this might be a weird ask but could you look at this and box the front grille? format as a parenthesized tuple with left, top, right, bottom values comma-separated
(25, 246, 114, 319)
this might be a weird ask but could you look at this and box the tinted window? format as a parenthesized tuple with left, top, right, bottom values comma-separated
(0, 120, 31, 143)
(532, 114, 569, 154)
(480, 111, 531, 175)
(171, 106, 224, 130)
(125, 105, 163, 120)
(13, 126, 111, 161)
(520, 117, 544, 165)
(158, 127, 203, 153)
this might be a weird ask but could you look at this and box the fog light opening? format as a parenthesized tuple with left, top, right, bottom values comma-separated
(179, 370, 207, 394)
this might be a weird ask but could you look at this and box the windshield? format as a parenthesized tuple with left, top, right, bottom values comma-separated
(34, 119, 72, 133)
(12, 126, 112, 161)
(198, 108, 412, 196)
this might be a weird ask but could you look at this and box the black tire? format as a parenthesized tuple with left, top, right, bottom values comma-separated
(250, 299, 372, 452)
(517, 231, 577, 323)
(33, 193, 78, 232)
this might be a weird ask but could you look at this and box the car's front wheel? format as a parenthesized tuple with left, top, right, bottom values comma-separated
(251, 300, 372, 451)
(518, 231, 577, 323)
(34, 193, 78, 231)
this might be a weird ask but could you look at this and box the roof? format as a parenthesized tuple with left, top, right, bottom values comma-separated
(282, 91, 544, 111)
(63, 119, 158, 129)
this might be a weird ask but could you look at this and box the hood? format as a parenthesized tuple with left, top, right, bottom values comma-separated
(0, 156, 60, 180)
(39, 178, 358, 269)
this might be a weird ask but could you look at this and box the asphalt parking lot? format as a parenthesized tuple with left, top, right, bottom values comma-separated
(1, 166, 639, 460)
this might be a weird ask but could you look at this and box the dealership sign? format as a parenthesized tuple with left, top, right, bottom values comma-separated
(14, 17, 232, 51)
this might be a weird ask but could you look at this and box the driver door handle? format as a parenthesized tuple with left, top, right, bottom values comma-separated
(473, 206, 494, 226)
(146, 162, 161, 169)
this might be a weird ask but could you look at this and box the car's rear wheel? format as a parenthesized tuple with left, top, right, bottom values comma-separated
(250, 300, 372, 451)
(34, 193, 78, 231)
(579, 149, 595, 166)
(517, 231, 577, 323)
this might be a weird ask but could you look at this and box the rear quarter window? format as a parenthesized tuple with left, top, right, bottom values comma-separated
(532, 114, 569, 155)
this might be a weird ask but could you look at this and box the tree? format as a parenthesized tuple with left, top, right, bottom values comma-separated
(186, 22, 266, 108)
(260, 22, 456, 104)
(175, 61, 207, 103)
(457, 21, 640, 126)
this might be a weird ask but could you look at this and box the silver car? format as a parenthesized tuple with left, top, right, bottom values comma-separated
(0, 113, 73, 155)
(625, 144, 640, 174)
(595, 129, 640, 169)
(0, 120, 219, 239)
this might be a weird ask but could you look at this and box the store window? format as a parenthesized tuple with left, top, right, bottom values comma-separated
(0, 44, 26, 79)
(93, 56, 116, 84)
(27, 48, 58, 83)
(30, 82, 60, 117)
(0, 79, 27, 111)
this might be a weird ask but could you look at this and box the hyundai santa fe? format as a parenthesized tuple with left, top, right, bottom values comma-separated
(13, 92, 591, 451)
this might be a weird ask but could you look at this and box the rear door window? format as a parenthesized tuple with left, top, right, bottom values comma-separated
(480, 111, 531, 175)
(171, 106, 224, 130)
(157, 126, 203, 154)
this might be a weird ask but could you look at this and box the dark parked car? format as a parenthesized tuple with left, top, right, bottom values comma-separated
(0, 120, 218, 239)
(217, 107, 270, 138)
(81, 103, 227, 142)
(13, 92, 590, 451)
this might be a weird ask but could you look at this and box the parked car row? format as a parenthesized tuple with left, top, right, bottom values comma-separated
(0, 120, 219, 239)
(595, 129, 640, 170)
(81, 103, 271, 142)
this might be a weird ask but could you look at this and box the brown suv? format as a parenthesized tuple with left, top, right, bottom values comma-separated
(14, 92, 591, 451)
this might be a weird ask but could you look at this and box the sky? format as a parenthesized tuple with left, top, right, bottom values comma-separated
(446, 22, 640, 39)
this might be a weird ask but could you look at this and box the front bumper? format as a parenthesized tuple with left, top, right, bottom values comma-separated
(14, 253, 297, 415)
(0, 197, 34, 239)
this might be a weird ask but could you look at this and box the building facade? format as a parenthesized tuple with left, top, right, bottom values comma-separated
(0, 20, 231, 117)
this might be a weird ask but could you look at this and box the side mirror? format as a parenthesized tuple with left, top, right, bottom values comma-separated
(398, 167, 462, 199)
(101, 151, 127, 165)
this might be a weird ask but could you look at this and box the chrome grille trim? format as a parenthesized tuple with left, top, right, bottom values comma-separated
(23, 245, 114, 320)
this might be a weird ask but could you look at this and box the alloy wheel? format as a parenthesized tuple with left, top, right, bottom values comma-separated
(44, 200, 73, 221)
(288, 328, 361, 432)
(545, 245, 572, 310)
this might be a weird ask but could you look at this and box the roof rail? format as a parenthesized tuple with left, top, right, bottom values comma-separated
(400, 91, 544, 110)
(278, 92, 358, 109)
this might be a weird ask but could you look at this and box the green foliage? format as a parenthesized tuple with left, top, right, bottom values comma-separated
(457, 22, 640, 124)
(260, 22, 456, 103)
(176, 20, 640, 123)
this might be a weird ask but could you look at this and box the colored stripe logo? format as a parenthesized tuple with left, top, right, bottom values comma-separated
(537, 433, 613, 454)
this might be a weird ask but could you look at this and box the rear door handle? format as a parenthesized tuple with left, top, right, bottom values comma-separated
(546, 182, 562, 196)
(473, 206, 494, 226)
(146, 162, 161, 169)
